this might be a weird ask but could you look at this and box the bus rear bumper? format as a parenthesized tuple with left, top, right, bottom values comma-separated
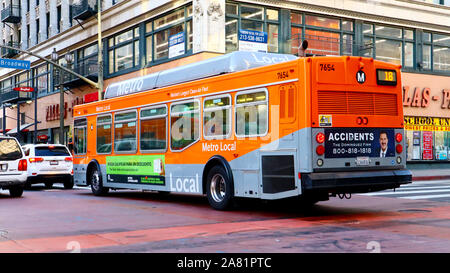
(301, 169, 412, 194)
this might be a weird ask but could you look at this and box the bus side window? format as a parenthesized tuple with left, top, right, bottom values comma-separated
(74, 118, 87, 155)
(140, 105, 167, 152)
(97, 115, 112, 154)
(170, 100, 200, 151)
(114, 111, 137, 153)
(235, 89, 268, 137)
(203, 95, 231, 139)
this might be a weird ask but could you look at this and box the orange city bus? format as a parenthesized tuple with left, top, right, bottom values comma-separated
(73, 51, 412, 210)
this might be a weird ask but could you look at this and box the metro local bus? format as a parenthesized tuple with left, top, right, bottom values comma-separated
(73, 51, 412, 210)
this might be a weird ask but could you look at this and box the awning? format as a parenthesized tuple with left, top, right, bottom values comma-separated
(6, 123, 35, 135)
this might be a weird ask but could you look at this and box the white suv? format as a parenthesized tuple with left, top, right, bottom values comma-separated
(0, 136, 27, 197)
(22, 144, 74, 189)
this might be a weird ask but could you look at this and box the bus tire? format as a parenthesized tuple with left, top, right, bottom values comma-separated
(63, 177, 74, 189)
(90, 167, 109, 196)
(206, 165, 234, 210)
(9, 185, 24, 197)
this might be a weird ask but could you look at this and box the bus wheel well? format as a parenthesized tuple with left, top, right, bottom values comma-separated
(202, 156, 233, 195)
(86, 161, 100, 186)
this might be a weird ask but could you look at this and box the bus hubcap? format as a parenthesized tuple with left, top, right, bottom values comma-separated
(210, 174, 226, 203)
(92, 171, 100, 190)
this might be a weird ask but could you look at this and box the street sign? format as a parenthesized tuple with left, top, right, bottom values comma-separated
(0, 58, 31, 70)
(13, 87, 34, 92)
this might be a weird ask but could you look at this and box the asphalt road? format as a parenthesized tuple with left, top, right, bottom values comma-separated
(1, 180, 450, 254)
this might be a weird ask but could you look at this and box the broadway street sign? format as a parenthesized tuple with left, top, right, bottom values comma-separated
(0, 58, 31, 70)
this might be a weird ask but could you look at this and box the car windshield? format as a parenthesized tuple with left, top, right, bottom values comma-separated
(0, 138, 23, 161)
(35, 146, 71, 157)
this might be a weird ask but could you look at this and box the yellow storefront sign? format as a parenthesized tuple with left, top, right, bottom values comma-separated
(404, 116, 450, 132)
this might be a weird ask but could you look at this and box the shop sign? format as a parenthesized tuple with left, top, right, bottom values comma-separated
(46, 97, 85, 122)
(403, 86, 450, 109)
(422, 131, 433, 160)
(404, 116, 450, 132)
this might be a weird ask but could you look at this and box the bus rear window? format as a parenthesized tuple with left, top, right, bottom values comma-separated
(0, 138, 23, 161)
(35, 147, 71, 156)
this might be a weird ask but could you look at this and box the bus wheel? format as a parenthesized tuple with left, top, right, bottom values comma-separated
(9, 186, 24, 197)
(90, 167, 109, 196)
(206, 165, 234, 210)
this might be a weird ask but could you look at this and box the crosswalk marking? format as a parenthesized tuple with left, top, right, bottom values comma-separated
(358, 180, 450, 201)
(362, 188, 450, 196)
(401, 194, 450, 200)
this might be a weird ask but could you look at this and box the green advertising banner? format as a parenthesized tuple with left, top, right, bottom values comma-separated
(106, 155, 165, 185)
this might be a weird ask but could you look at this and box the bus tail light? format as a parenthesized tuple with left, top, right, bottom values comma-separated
(362, 117, 368, 125)
(18, 159, 27, 171)
(396, 133, 403, 143)
(316, 145, 325, 156)
(29, 157, 44, 163)
(396, 144, 403, 154)
(357, 117, 363, 125)
(316, 132, 325, 144)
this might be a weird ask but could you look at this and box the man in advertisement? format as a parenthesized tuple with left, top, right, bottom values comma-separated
(379, 131, 389, 157)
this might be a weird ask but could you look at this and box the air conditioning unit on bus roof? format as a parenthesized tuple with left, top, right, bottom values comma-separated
(104, 51, 298, 100)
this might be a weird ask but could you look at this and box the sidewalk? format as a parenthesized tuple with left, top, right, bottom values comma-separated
(409, 168, 450, 181)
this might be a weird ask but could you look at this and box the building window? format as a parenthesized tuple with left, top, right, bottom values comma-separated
(0, 78, 12, 96)
(432, 33, 450, 72)
(20, 112, 26, 125)
(145, 5, 193, 64)
(107, 27, 140, 75)
(36, 19, 40, 43)
(290, 12, 353, 56)
(77, 43, 98, 78)
(225, 2, 280, 53)
(57, 5, 62, 33)
(362, 23, 414, 68)
(34, 64, 49, 96)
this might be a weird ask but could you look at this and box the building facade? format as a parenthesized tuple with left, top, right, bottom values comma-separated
(0, 0, 449, 164)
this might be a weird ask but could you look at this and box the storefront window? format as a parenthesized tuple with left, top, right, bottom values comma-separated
(404, 116, 450, 161)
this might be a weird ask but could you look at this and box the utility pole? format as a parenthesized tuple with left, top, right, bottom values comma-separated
(97, 0, 103, 101)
